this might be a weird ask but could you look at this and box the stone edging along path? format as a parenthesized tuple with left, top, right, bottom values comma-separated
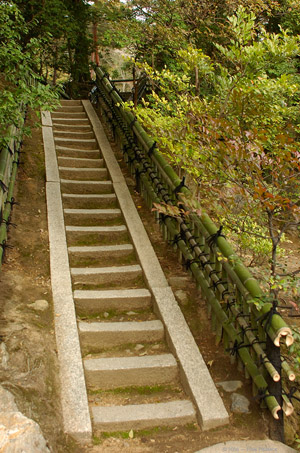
(42, 101, 229, 442)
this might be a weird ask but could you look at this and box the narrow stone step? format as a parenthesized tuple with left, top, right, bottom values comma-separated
(74, 288, 151, 314)
(62, 193, 117, 209)
(60, 179, 112, 194)
(55, 137, 97, 149)
(64, 208, 121, 216)
(64, 208, 121, 223)
(60, 100, 82, 106)
(58, 157, 103, 168)
(91, 400, 196, 431)
(56, 106, 84, 113)
(59, 167, 108, 181)
(54, 130, 95, 139)
(68, 244, 133, 259)
(70, 264, 142, 285)
(56, 146, 99, 159)
(52, 111, 87, 119)
(79, 320, 164, 350)
(84, 354, 177, 389)
(53, 123, 92, 132)
(66, 225, 128, 243)
(52, 118, 90, 125)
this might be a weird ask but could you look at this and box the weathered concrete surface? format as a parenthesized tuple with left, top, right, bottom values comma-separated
(70, 264, 142, 285)
(58, 156, 103, 168)
(79, 319, 164, 349)
(41, 111, 52, 127)
(59, 166, 108, 180)
(84, 354, 178, 389)
(42, 126, 59, 182)
(82, 101, 169, 290)
(152, 286, 229, 430)
(43, 110, 92, 442)
(83, 100, 229, 431)
(46, 182, 92, 441)
(74, 288, 152, 313)
(196, 440, 297, 452)
(60, 178, 112, 194)
(92, 400, 196, 431)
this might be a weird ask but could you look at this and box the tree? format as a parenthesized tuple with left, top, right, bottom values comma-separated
(12, 0, 92, 88)
(0, 1, 59, 146)
(130, 7, 300, 305)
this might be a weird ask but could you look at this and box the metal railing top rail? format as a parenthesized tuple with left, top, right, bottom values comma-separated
(95, 66, 294, 349)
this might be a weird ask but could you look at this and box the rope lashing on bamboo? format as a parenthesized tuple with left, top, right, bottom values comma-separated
(1, 218, 17, 229)
(148, 141, 157, 156)
(174, 176, 187, 197)
(4, 197, 19, 210)
(256, 300, 280, 333)
(206, 225, 225, 249)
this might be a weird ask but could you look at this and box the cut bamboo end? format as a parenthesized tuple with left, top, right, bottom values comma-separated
(273, 327, 294, 347)
(282, 395, 294, 417)
(272, 372, 281, 382)
(287, 371, 296, 381)
(271, 404, 281, 420)
(282, 360, 296, 381)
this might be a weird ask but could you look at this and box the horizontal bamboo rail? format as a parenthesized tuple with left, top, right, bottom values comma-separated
(0, 106, 25, 267)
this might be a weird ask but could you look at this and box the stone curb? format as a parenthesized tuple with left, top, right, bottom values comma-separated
(42, 111, 92, 442)
(82, 100, 230, 430)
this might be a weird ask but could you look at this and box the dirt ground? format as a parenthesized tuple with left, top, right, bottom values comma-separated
(0, 110, 298, 452)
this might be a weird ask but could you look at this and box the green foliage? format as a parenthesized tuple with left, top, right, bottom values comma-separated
(129, 6, 300, 303)
(0, 2, 59, 145)
(12, 0, 92, 87)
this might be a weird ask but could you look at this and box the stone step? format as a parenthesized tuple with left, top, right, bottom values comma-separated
(74, 288, 152, 314)
(60, 179, 112, 194)
(60, 100, 82, 106)
(56, 146, 100, 159)
(52, 111, 87, 119)
(62, 193, 117, 209)
(79, 320, 164, 350)
(56, 106, 84, 112)
(51, 118, 90, 125)
(59, 167, 108, 181)
(65, 225, 128, 243)
(64, 208, 121, 224)
(91, 400, 196, 431)
(53, 123, 92, 132)
(84, 354, 177, 389)
(68, 244, 133, 259)
(54, 137, 97, 149)
(58, 157, 103, 168)
(54, 130, 95, 139)
(70, 264, 142, 285)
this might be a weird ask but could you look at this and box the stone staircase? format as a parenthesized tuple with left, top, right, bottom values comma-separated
(51, 100, 197, 434)
(43, 100, 228, 441)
